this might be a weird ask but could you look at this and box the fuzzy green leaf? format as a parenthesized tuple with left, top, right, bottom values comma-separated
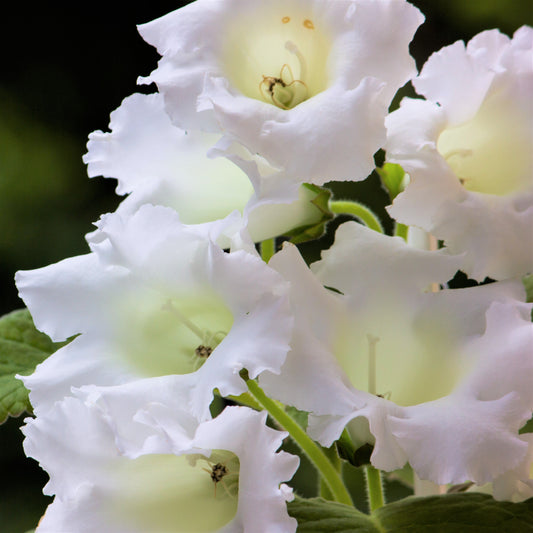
(0, 309, 68, 423)
(287, 498, 379, 532)
(375, 493, 533, 532)
(288, 494, 533, 532)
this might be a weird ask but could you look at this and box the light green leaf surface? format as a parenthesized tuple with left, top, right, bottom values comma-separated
(0, 309, 68, 423)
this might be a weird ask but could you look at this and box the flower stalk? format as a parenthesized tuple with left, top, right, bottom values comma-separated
(329, 200, 384, 234)
(244, 374, 354, 507)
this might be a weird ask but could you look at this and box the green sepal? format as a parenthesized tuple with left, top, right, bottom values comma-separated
(377, 163, 406, 201)
(0, 308, 71, 423)
(284, 184, 334, 244)
(289, 494, 533, 532)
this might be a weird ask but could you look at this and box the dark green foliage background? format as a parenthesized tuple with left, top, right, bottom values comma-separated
(0, 2, 531, 531)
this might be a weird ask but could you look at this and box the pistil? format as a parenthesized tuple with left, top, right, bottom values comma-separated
(366, 334, 380, 396)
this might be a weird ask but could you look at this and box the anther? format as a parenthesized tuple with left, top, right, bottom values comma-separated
(195, 345, 213, 358)
(210, 463, 229, 483)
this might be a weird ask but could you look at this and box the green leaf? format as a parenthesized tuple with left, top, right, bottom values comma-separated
(288, 494, 533, 532)
(0, 308, 69, 423)
(287, 498, 379, 532)
(377, 163, 406, 201)
(285, 184, 334, 244)
(375, 493, 533, 532)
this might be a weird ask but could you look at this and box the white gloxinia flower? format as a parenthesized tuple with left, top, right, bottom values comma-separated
(138, 0, 423, 183)
(23, 397, 299, 533)
(84, 92, 327, 242)
(386, 27, 533, 281)
(15, 205, 293, 421)
(260, 222, 533, 486)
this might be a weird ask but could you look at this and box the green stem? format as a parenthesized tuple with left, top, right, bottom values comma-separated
(260, 238, 276, 263)
(329, 200, 384, 234)
(319, 445, 341, 500)
(365, 465, 385, 511)
(245, 377, 354, 507)
(394, 222, 409, 242)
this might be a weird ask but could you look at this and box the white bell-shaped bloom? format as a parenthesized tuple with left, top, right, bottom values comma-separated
(84, 93, 326, 242)
(260, 222, 533, 486)
(386, 27, 533, 280)
(138, 0, 423, 184)
(16, 205, 293, 421)
(22, 397, 299, 533)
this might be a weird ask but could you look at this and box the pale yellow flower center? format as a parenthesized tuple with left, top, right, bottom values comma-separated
(108, 451, 239, 532)
(222, 7, 331, 109)
(437, 90, 532, 196)
(113, 289, 233, 376)
(334, 301, 473, 407)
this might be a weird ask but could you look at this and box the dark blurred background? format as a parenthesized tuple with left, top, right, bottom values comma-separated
(1, 2, 531, 531)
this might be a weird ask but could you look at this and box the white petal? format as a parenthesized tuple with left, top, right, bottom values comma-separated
(18, 206, 293, 420)
(84, 92, 254, 223)
(25, 398, 298, 533)
(386, 28, 533, 280)
(139, 0, 422, 181)
(262, 221, 533, 486)
(491, 433, 533, 501)
(389, 392, 530, 485)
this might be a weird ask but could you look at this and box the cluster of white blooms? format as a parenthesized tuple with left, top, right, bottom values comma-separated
(15, 1, 533, 531)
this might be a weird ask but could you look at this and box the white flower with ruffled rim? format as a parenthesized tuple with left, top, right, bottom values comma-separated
(83, 92, 328, 243)
(22, 397, 299, 533)
(260, 222, 533, 486)
(16, 205, 293, 421)
(386, 27, 533, 281)
(137, 0, 423, 184)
